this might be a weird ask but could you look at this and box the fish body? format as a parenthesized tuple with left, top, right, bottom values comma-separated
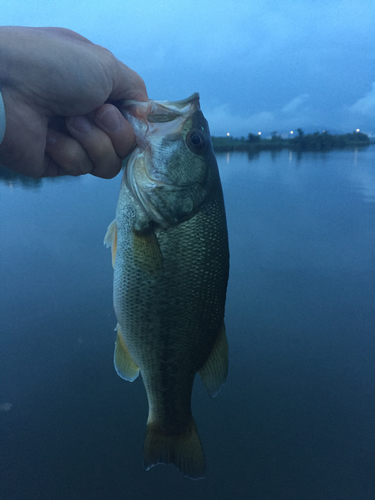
(104, 93, 229, 479)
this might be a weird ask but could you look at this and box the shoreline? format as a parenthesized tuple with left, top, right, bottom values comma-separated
(212, 131, 372, 153)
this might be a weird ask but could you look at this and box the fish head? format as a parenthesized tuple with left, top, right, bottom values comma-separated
(121, 93, 217, 227)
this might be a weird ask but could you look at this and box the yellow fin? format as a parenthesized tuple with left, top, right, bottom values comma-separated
(114, 324, 139, 382)
(143, 417, 205, 480)
(199, 321, 228, 397)
(132, 227, 162, 276)
(104, 220, 118, 268)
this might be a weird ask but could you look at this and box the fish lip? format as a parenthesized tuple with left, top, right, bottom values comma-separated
(121, 92, 200, 116)
(120, 93, 201, 149)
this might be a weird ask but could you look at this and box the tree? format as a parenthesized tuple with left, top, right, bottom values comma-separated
(297, 128, 304, 137)
(248, 133, 261, 143)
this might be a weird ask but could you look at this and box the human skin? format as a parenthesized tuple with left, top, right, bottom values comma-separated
(0, 26, 148, 178)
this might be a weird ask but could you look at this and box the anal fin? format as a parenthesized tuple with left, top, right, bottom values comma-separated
(199, 321, 228, 397)
(114, 324, 139, 382)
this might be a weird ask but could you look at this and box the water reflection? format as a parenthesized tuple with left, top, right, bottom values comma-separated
(4, 147, 374, 201)
(0, 165, 43, 188)
(217, 147, 375, 204)
(348, 165, 375, 203)
(0, 165, 81, 191)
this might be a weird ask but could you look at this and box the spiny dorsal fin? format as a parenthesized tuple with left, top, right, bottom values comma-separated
(199, 321, 228, 397)
(114, 324, 139, 382)
(132, 227, 162, 276)
(104, 220, 118, 268)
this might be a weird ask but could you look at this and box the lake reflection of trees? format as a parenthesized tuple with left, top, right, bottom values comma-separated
(0, 166, 74, 188)
(0, 165, 43, 188)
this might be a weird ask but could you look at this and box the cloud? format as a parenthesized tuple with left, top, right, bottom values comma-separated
(206, 94, 313, 137)
(282, 94, 310, 114)
(205, 104, 275, 137)
(349, 82, 375, 116)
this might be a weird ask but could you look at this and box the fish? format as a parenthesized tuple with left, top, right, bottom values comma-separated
(104, 93, 229, 479)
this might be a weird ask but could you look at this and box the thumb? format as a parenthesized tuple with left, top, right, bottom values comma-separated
(110, 59, 148, 102)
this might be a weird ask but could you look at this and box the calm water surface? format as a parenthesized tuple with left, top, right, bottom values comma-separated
(1, 148, 375, 499)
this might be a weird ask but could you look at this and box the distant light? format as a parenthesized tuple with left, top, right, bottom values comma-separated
(356, 128, 360, 132)
(258, 131, 261, 135)
(226, 132, 230, 137)
(290, 131, 294, 135)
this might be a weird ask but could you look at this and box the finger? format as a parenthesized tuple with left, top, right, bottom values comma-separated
(93, 104, 135, 159)
(110, 60, 148, 102)
(65, 115, 123, 178)
(45, 128, 95, 176)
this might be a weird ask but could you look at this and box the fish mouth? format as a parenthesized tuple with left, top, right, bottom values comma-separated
(122, 93, 200, 118)
(145, 93, 201, 116)
(120, 93, 200, 148)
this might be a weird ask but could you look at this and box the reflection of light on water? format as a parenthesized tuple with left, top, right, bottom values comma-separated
(350, 168, 375, 203)
(353, 147, 358, 165)
(226, 152, 231, 164)
(0, 402, 13, 412)
(288, 150, 293, 163)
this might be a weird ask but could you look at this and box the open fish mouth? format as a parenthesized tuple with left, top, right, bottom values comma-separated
(120, 93, 201, 148)
(122, 92, 200, 119)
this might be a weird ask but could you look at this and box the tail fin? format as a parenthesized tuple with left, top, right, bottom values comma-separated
(143, 417, 206, 480)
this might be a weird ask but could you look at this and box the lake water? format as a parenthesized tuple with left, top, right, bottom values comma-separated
(1, 148, 375, 500)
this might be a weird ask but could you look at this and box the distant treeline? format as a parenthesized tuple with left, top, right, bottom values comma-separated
(212, 129, 372, 152)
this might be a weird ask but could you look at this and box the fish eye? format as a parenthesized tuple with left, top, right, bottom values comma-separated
(187, 130, 206, 152)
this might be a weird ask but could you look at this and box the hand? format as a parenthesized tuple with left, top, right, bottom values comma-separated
(0, 27, 148, 178)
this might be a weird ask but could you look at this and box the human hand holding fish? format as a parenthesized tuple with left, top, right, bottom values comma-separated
(0, 26, 147, 178)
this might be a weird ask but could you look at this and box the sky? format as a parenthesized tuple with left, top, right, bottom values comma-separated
(3, 0, 375, 137)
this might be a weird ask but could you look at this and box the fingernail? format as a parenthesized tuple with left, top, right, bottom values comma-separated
(68, 115, 93, 134)
(97, 107, 123, 133)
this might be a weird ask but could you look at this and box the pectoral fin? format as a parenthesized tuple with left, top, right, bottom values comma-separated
(199, 321, 228, 397)
(132, 227, 162, 276)
(104, 220, 118, 268)
(114, 324, 139, 382)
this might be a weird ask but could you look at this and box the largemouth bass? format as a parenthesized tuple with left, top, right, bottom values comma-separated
(104, 93, 229, 479)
